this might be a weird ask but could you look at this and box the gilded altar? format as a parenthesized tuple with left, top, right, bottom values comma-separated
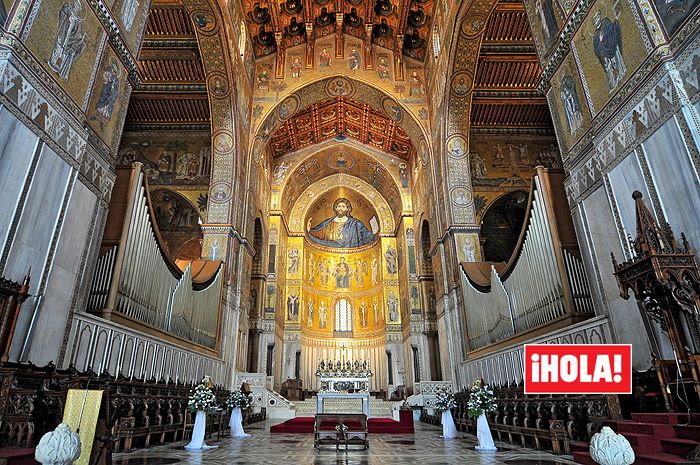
(316, 359, 373, 393)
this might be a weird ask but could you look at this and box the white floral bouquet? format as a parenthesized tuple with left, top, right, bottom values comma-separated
(434, 388, 456, 414)
(467, 378, 497, 420)
(187, 379, 219, 413)
(227, 389, 252, 410)
(335, 424, 349, 433)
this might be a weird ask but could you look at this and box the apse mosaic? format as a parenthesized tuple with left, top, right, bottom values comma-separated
(303, 189, 376, 240)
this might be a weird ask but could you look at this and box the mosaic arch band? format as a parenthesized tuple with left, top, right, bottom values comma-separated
(307, 198, 376, 248)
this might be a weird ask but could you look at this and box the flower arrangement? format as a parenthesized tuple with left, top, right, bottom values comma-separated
(467, 378, 497, 420)
(227, 389, 252, 410)
(434, 388, 456, 414)
(335, 424, 349, 433)
(187, 378, 219, 413)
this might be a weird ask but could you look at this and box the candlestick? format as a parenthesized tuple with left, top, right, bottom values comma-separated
(76, 378, 91, 433)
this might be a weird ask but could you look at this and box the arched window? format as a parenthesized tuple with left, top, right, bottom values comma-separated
(335, 298, 352, 332)
(238, 20, 247, 57)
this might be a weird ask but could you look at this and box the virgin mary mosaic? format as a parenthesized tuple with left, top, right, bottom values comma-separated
(307, 198, 376, 248)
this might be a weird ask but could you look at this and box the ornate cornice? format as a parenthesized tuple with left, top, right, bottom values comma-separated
(134, 83, 208, 92)
(124, 122, 211, 131)
(470, 126, 555, 135)
(480, 44, 536, 54)
(142, 39, 200, 49)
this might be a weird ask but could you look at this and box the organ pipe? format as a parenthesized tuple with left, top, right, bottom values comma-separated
(87, 163, 222, 350)
(460, 168, 595, 352)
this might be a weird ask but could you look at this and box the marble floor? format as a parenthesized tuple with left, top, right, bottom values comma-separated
(112, 420, 580, 465)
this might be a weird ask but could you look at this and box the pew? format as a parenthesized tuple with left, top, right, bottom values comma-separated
(314, 413, 368, 450)
(421, 382, 611, 454)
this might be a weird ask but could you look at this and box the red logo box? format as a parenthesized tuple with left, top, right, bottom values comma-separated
(524, 344, 632, 394)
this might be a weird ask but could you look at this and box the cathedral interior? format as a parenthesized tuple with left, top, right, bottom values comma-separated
(1, 0, 700, 462)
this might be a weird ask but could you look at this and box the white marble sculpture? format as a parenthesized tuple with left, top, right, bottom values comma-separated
(229, 407, 250, 437)
(441, 410, 458, 439)
(589, 426, 635, 465)
(35, 423, 82, 465)
(475, 413, 497, 451)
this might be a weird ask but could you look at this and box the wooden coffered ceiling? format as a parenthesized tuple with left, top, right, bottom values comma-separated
(244, 0, 435, 61)
(124, 0, 550, 132)
(268, 97, 415, 159)
(471, 1, 553, 130)
(124, 1, 210, 130)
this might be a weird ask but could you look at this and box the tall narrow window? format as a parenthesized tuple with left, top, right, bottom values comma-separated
(266, 344, 274, 376)
(412, 346, 420, 382)
(335, 298, 352, 332)
(387, 351, 394, 385)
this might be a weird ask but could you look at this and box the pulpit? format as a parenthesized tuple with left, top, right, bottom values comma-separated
(612, 191, 700, 412)
(281, 378, 304, 401)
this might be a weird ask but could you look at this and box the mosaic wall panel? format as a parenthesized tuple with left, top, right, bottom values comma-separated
(469, 133, 560, 220)
(523, 0, 567, 60)
(118, 130, 212, 187)
(549, 54, 593, 153)
(24, 0, 105, 107)
(572, 0, 648, 114)
(86, 46, 131, 147)
(651, 0, 700, 37)
(109, 0, 151, 55)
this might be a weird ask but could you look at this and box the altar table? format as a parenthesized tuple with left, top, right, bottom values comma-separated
(316, 392, 371, 418)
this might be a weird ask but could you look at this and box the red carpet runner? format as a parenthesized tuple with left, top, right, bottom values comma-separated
(270, 416, 414, 434)
(572, 413, 700, 465)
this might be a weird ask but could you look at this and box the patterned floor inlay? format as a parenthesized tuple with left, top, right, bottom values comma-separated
(112, 420, 579, 464)
(114, 459, 181, 465)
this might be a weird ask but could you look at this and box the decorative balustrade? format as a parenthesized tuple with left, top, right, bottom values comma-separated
(234, 372, 295, 413)
(66, 311, 226, 385)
